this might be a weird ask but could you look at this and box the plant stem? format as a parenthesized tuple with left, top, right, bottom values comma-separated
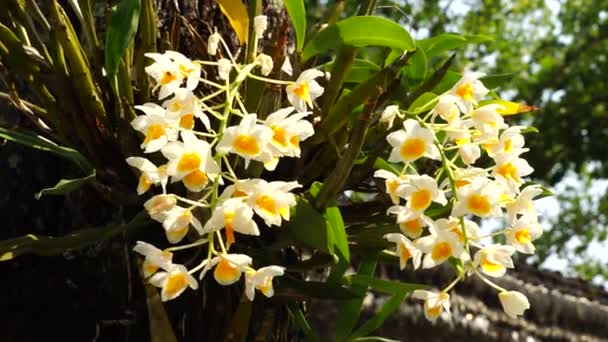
(315, 99, 378, 210)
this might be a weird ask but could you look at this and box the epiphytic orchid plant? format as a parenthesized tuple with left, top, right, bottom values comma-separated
(0, 0, 547, 339)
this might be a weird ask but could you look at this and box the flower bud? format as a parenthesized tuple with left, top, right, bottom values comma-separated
(498, 291, 530, 318)
(254, 15, 268, 39)
(144, 194, 177, 222)
(380, 105, 399, 129)
(218, 58, 231, 80)
(208, 32, 221, 56)
(256, 54, 273, 76)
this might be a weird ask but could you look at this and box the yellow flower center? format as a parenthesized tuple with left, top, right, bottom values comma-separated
(271, 125, 288, 147)
(160, 71, 177, 85)
(293, 82, 310, 101)
(426, 305, 442, 319)
(183, 170, 208, 189)
(289, 136, 300, 148)
(256, 195, 276, 215)
(455, 138, 469, 146)
(139, 174, 153, 193)
(168, 225, 189, 241)
(450, 225, 464, 243)
(177, 152, 201, 173)
(515, 228, 531, 244)
(179, 63, 194, 75)
(481, 257, 504, 273)
(165, 273, 188, 296)
(410, 189, 432, 210)
(143, 261, 159, 276)
(431, 242, 452, 261)
(144, 124, 165, 143)
(224, 211, 235, 247)
(400, 242, 412, 261)
(179, 114, 195, 129)
(169, 101, 182, 112)
(258, 278, 273, 296)
(499, 193, 515, 205)
(387, 179, 400, 194)
(455, 179, 470, 188)
(400, 219, 422, 238)
(467, 194, 491, 216)
(497, 162, 518, 181)
(504, 138, 513, 153)
(233, 134, 260, 156)
(400, 138, 426, 160)
(214, 260, 240, 284)
(232, 189, 249, 198)
(455, 83, 474, 101)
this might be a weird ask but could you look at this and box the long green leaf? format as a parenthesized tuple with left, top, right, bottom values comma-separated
(0, 127, 91, 171)
(335, 254, 378, 342)
(284, 197, 334, 255)
(418, 33, 467, 58)
(287, 302, 318, 341)
(105, 0, 141, 77)
(0, 127, 96, 197)
(35, 170, 97, 199)
(283, 0, 306, 51)
(325, 206, 350, 262)
(302, 16, 414, 61)
(406, 47, 427, 86)
(0, 211, 150, 261)
(407, 92, 438, 114)
(347, 292, 407, 340)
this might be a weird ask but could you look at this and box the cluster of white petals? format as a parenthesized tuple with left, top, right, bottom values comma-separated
(127, 30, 325, 302)
(379, 71, 542, 320)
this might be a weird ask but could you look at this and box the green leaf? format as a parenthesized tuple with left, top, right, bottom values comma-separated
(105, 0, 141, 77)
(464, 34, 494, 43)
(480, 73, 515, 89)
(347, 292, 407, 340)
(319, 59, 382, 84)
(521, 126, 539, 134)
(348, 224, 398, 249)
(302, 16, 414, 61)
(0, 127, 91, 171)
(287, 302, 318, 341)
(283, 0, 306, 51)
(406, 47, 427, 86)
(0, 127, 95, 197)
(372, 158, 400, 175)
(407, 92, 438, 114)
(0, 211, 150, 261)
(431, 70, 461, 94)
(35, 170, 97, 199)
(309, 181, 323, 198)
(347, 275, 426, 295)
(326, 206, 350, 262)
(418, 33, 467, 58)
(285, 197, 334, 254)
(335, 254, 378, 342)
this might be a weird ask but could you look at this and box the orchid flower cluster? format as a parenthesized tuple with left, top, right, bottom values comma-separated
(126, 17, 325, 302)
(377, 72, 541, 321)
